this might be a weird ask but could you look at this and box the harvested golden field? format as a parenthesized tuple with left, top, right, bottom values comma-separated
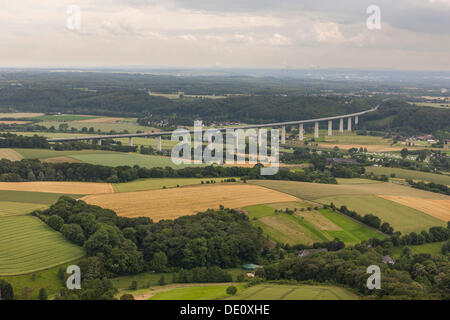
(40, 156, 82, 163)
(0, 120, 30, 124)
(0, 112, 44, 118)
(379, 196, 450, 222)
(0, 181, 114, 194)
(81, 184, 299, 221)
(0, 148, 23, 161)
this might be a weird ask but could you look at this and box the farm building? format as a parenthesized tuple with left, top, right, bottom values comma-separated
(382, 255, 395, 265)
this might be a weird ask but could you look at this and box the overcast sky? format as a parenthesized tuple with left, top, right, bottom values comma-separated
(1, 0, 449, 70)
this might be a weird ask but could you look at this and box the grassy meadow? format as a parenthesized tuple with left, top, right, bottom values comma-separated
(365, 167, 450, 185)
(70, 152, 204, 169)
(244, 203, 384, 245)
(114, 177, 239, 192)
(146, 283, 357, 300)
(317, 195, 446, 233)
(0, 216, 84, 276)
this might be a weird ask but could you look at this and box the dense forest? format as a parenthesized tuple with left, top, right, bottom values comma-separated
(256, 246, 450, 299)
(358, 100, 450, 137)
(34, 197, 267, 277)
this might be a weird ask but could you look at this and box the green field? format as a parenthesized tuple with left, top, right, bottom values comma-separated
(228, 284, 357, 300)
(0, 262, 74, 300)
(336, 178, 382, 184)
(391, 242, 445, 257)
(148, 283, 357, 300)
(39, 120, 155, 134)
(150, 284, 244, 300)
(0, 216, 85, 276)
(316, 195, 445, 233)
(114, 177, 239, 192)
(244, 204, 383, 245)
(113, 268, 247, 293)
(365, 167, 450, 185)
(322, 133, 393, 145)
(319, 208, 384, 242)
(0, 190, 81, 204)
(71, 152, 205, 169)
(112, 271, 176, 291)
(14, 148, 117, 160)
(34, 115, 99, 121)
(0, 201, 47, 217)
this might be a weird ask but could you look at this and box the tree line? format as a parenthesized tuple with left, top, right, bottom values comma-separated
(0, 159, 337, 184)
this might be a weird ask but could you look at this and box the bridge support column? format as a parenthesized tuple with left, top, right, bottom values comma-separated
(97, 139, 102, 146)
(314, 122, 319, 138)
(281, 126, 286, 144)
(157, 136, 162, 151)
(258, 129, 263, 149)
(129, 137, 133, 146)
(299, 123, 303, 141)
(355, 115, 359, 125)
(347, 117, 352, 132)
(328, 120, 332, 136)
(339, 118, 344, 133)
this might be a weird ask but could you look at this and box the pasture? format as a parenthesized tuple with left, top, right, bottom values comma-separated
(14, 148, 117, 160)
(147, 283, 357, 300)
(81, 184, 299, 221)
(0, 190, 81, 204)
(39, 120, 154, 134)
(379, 196, 450, 222)
(71, 152, 205, 169)
(317, 195, 445, 233)
(149, 284, 242, 300)
(114, 177, 239, 192)
(0, 181, 114, 195)
(336, 178, 382, 184)
(365, 167, 450, 185)
(391, 242, 445, 257)
(0, 216, 85, 276)
(227, 284, 357, 300)
(0, 112, 44, 118)
(0, 201, 47, 217)
(0, 263, 70, 300)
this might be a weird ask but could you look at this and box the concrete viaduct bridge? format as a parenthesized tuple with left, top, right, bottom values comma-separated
(47, 106, 378, 151)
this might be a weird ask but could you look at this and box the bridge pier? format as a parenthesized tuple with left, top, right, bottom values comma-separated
(281, 126, 286, 144)
(258, 129, 263, 149)
(129, 137, 133, 146)
(299, 123, 303, 141)
(355, 115, 359, 125)
(347, 117, 352, 131)
(314, 122, 319, 138)
(339, 118, 344, 133)
(328, 120, 332, 136)
(157, 136, 162, 151)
